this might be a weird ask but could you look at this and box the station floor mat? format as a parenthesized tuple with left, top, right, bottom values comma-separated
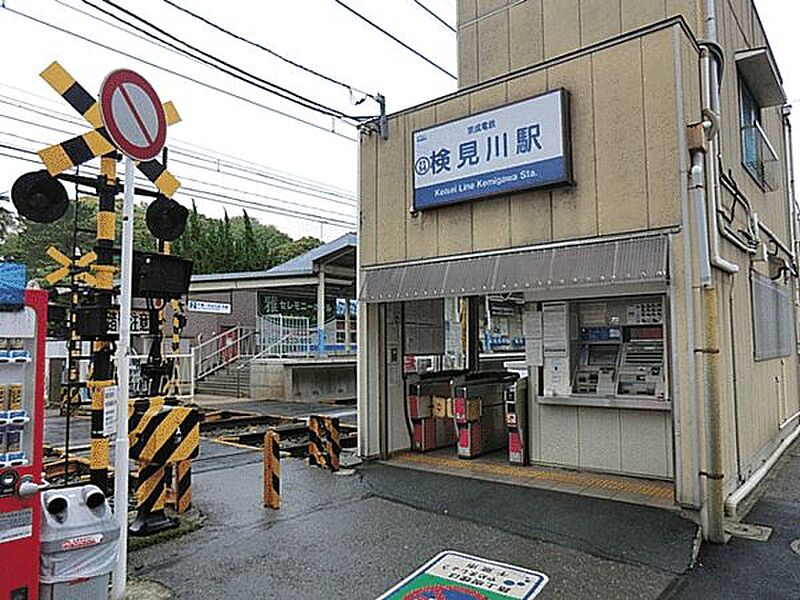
(387, 450, 676, 509)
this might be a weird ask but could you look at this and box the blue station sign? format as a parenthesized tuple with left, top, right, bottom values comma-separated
(412, 89, 571, 211)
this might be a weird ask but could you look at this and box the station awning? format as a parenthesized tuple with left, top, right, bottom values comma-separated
(360, 234, 668, 302)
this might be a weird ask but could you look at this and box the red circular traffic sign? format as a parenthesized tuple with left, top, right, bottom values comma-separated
(99, 69, 167, 161)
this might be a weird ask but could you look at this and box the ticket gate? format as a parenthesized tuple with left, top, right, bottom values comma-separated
(504, 377, 529, 465)
(452, 371, 518, 459)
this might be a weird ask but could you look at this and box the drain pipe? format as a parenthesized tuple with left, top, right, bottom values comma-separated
(689, 138, 727, 543)
(702, 0, 742, 274)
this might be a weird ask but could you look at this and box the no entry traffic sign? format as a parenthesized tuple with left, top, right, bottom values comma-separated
(100, 69, 167, 161)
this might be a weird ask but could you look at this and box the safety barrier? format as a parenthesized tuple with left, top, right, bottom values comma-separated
(307, 415, 340, 472)
(263, 431, 281, 510)
(128, 398, 200, 536)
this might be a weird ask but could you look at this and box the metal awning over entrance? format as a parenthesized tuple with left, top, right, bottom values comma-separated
(360, 234, 668, 302)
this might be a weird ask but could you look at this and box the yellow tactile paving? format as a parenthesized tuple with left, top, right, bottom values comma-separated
(392, 452, 674, 501)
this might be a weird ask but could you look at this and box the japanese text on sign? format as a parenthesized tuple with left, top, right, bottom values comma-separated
(413, 89, 571, 210)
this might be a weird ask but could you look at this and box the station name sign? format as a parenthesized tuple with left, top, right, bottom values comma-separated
(412, 88, 572, 211)
(187, 299, 232, 315)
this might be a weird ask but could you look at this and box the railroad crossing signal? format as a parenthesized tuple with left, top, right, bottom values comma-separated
(36, 61, 182, 197)
(44, 245, 97, 286)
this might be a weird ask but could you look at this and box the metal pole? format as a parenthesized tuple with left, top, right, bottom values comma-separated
(317, 272, 326, 357)
(111, 156, 135, 599)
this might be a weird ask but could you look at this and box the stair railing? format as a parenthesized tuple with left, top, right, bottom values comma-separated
(190, 325, 257, 397)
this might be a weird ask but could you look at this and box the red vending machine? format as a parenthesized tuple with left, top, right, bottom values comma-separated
(0, 289, 48, 600)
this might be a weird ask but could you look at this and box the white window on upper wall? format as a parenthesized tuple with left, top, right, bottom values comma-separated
(751, 270, 793, 360)
(735, 46, 786, 192)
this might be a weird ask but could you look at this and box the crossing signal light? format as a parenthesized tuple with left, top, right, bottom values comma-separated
(146, 196, 188, 241)
(11, 170, 69, 223)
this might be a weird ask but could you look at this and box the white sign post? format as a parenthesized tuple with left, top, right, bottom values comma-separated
(100, 67, 169, 600)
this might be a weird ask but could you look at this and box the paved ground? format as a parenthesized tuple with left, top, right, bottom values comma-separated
(130, 440, 696, 599)
(666, 437, 800, 599)
(44, 408, 90, 448)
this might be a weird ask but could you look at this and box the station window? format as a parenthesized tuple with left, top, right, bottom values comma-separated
(739, 77, 778, 189)
(534, 296, 668, 403)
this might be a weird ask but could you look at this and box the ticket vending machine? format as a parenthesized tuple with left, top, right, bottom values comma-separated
(0, 289, 48, 600)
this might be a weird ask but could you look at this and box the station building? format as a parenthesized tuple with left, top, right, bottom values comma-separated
(357, 0, 798, 530)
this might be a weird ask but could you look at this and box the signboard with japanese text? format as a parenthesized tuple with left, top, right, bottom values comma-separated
(412, 89, 571, 210)
(378, 551, 548, 600)
(187, 299, 232, 315)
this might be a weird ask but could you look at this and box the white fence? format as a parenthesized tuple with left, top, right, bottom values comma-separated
(257, 314, 311, 358)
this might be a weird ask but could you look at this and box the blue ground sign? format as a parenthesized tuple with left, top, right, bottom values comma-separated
(377, 551, 549, 600)
(412, 89, 571, 211)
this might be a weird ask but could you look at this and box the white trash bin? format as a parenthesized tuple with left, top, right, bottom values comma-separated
(39, 484, 120, 600)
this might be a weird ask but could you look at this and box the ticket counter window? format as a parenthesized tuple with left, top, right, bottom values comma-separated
(571, 297, 666, 400)
(538, 296, 668, 403)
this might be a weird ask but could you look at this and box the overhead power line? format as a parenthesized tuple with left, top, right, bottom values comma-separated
(86, 0, 365, 122)
(0, 4, 358, 141)
(0, 131, 355, 217)
(160, 0, 376, 102)
(0, 92, 356, 201)
(332, 0, 456, 80)
(0, 143, 356, 228)
(412, 0, 456, 33)
(0, 97, 357, 207)
(0, 134, 356, 221)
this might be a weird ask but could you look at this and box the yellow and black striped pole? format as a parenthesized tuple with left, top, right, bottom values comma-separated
(307, 415, 326, 468)
(174, 459, 193, 514)
(263, 431, 281, 510)
(87, 155, 118, 493)
(323, 417, 341, 472)
(130, 462, 174, 536)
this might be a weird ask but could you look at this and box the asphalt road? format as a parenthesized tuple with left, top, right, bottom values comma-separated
(130, 442, 695, 599)
(667, 438, 800, 599)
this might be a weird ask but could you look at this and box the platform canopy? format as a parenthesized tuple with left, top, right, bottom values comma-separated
(360, 234, 668, 302)
(190, 232, 356, 299)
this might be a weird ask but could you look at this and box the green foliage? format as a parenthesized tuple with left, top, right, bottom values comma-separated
(0, 197, 323, 282)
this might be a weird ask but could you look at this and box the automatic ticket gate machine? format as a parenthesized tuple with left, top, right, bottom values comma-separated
(504, 377, 529, 466)
(0, 289, 48, 600)
(452, 371, 519, 459)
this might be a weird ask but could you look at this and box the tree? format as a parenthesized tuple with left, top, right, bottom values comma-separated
(269, 236, 322, 267)
(0, 196, 325, 281)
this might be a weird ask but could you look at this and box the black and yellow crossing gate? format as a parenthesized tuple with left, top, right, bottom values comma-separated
(128, 398, 200, 536)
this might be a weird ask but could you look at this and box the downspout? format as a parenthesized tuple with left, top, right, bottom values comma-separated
(691, 0, 727, 544)
(689, 138, 726, 543)
(702, 0, 746, 272)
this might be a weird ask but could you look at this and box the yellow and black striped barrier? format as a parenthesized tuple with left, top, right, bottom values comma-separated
(129, 403, 200, 465)
(263, 431, 281, 510)
(130, 462, 174, 536)
(323, 417, 341, 473)
(308, 415, 341, 472)
(174, 459, 193, 514)
(128, 400, 200, 535)
(308, 415, 327, 469)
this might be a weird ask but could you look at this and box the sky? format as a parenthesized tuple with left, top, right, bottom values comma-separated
(0, 0, 457, 241)
(0, 1, 797, 243)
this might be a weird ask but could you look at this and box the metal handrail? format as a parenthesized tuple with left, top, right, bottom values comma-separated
(190, 325, 257, 384)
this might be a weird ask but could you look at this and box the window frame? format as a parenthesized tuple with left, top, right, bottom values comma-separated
(739, 76, 768, 189)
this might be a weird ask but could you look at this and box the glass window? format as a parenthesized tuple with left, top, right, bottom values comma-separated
(740, 79, 762, 180)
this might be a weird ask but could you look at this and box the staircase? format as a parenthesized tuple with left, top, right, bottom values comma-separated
(194, 361, 250, 398)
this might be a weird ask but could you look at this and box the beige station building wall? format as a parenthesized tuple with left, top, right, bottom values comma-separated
(358, 0, 798, 510)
